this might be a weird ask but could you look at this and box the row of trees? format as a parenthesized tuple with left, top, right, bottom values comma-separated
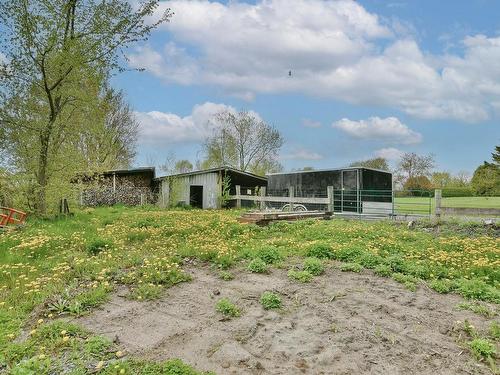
(349, 146, 499, 196)
(0, 0, 170, 214)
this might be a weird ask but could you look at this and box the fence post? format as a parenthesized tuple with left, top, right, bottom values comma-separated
(260, 186, 266, 210)
(235, 185, 241, 209)
(288, 186, 294, 212)
(327, 186, 334, 212)
(140, 193, 144, 206)
(435, 189, 442, 218)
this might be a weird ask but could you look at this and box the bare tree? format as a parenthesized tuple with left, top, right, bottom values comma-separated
(202, 111, 284, 174)
(397, 152, 435, 182)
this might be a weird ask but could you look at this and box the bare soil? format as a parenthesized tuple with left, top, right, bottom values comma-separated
(77, 262, 497, 374)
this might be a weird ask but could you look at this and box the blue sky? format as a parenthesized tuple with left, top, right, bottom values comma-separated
(112, 0, 500, 175)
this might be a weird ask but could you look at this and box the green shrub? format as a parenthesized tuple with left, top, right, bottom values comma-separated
(306, 243, 334, 259)
(216, 298, 241, 318)
(468, 338, 496, 360)
(374, 264, 392, 277)
(288, 269, 313, 283)
(256, 246, 282, 264)
(303, 257, 324, 276)
(260, 292, 282, 310)
(86, 238, 113, 255)
(248, 258, 268, 273)
(429, 279, 456, 294)
(340, 263, 363, 273)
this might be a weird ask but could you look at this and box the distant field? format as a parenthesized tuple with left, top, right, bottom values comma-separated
(394, 196, 500, 214)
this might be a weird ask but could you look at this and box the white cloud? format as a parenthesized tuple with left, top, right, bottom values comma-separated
(282, 148, 324, 161)
(129, 0, 500, 123)
(374, 147, 404, 161)
(302, 118, 322, 128)
(332, 116, 422, 144)
(135, 102, 236, 145)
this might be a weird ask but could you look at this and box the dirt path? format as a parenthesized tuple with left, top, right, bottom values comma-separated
(78, 262, 496, 374)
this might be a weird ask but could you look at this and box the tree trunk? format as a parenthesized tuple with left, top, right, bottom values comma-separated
(36, 123, 53, 215)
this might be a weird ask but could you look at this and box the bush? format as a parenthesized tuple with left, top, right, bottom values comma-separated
(248, 258, 268, 273)
(86, 238, 113, 255)
(288, 269, 313, 283)
(441, 188, 474, 197)
(306, 243, 334, 259)
(260, 292, 282, 310)
(303, 257, 325, 276)
(216, 298, 240, 318)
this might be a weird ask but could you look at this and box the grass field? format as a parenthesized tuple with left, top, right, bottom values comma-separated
(0, 206, 498, 373)
(395, 196, 500, 215)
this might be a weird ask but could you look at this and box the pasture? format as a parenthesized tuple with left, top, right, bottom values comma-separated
(0, 207, 498, 374)
(394, 196, 500, 215)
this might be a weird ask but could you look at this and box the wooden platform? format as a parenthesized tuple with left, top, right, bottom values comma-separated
(238, 210, 332, 226)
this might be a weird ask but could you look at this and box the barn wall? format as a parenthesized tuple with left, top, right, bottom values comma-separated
(158, 172, 222, 209)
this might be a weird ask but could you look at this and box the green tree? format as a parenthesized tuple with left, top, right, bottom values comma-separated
(403, 175, 433, 191)
(471, 162, 500, 196)
(493, 145, 500, 165)
(202, 110, 284, 175)
(349, 157, 389, 171)
(431, 172, 452, 188)
(0, 0, 170, 214)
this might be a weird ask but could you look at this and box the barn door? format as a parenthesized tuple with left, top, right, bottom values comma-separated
(341, 170, 359, 212)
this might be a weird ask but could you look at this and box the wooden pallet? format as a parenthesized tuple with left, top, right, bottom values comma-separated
(238, 210, 332, 226)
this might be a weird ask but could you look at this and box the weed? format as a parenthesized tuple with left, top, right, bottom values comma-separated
(456, 279, 500, 303)
(374, 264, 392, 277)
(356, 252, 382, 269)
(429, 279, 456, 294)
(218, 271, 234, 281)
(288, 269, 313, 283)
(303, 257, 325, 276)
(129, 284, 164, 301)
(490, 321, 500, 340)
(340, 263, 363, 273)
(216, 298, 241, 318)
(86, 238, 113, 256)
(256, 246, 282, 264)
(392, 273, 418, 291)
(260, 292, 282, 310)
(126, 231, 149, 243)
(306, 243, 334, 259)
(84, 336, 112, 357)
(457, 302, 496, 318)
(469, 338, 496, 360)
(248, 258, 268, 273)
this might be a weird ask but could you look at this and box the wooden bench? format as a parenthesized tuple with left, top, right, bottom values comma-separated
(0, 207, 27, 229)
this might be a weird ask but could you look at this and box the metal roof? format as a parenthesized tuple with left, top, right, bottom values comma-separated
(266, 167, 393, 176)
(155, 166, 267, 181)
(102, 167, 156, 175)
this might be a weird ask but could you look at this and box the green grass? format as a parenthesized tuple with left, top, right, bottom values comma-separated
(0, 206, 498, 372)
(395, 196, 500, 214)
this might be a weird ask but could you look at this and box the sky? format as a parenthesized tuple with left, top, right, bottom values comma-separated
(112, 0, 500, 175)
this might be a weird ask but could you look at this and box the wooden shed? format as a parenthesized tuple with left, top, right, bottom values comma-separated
(156, 166, 267, 209)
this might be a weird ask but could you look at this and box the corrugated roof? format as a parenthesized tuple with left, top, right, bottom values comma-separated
(155, 166, 267, 181)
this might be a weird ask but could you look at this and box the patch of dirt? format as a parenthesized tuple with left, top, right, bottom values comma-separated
(77, 263, 496, 374)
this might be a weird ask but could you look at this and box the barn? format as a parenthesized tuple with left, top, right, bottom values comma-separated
(157, 166, 267, 209)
